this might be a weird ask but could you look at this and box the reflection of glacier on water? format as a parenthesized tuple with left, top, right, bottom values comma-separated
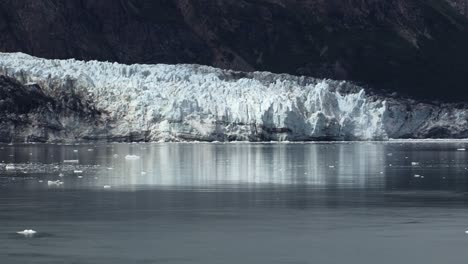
(96, 143, 387, 189)
(1, 142, 468, 193)
(2, 142, 468, 264)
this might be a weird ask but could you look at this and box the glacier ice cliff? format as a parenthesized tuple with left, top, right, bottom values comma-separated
(0, 52, 467, 142)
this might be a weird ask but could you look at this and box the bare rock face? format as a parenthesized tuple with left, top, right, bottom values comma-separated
(445, 0, 468, 16)
(0, 0, 468, 100)
(0, 75, 107, 142)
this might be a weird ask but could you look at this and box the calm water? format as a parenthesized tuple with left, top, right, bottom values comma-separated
(1, 142, 468, 264)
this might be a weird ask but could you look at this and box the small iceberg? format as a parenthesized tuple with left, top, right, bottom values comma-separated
(17, 229, 37, 236)
(73, 170, 83, 174)
(47, 180, 63, 187)
(457, 148, 466, 151)
(125, 155, 140, 160)
(411, 162, 420, 166)
(64, 160, 79, 164)
(103, 185, 111, 189)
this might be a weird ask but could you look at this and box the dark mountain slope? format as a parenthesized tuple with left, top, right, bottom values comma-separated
(0, 0, 468, 100)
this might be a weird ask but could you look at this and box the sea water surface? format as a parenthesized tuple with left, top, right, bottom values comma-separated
(0, 142, 468, 264)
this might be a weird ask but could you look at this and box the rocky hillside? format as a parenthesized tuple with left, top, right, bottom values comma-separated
(446, 0, 468, 16)
(1, 0, 468, 100)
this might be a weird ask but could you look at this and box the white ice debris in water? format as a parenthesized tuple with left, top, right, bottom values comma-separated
(88, 149, 94, 151)
(17, 229, 37, 235)
(73, 170, 83, 174)
(125, 155, 140, 160)
(103, 185, 111, 189)
(414, 174, 421, 178)
(328, 165, 335, 168)
(64, 160, 79, 164)
(465, 230, 468, 234)
(457, 148, 466, 151)
(59, 173, 64, 177)
(5, 164, 15, 170)
(411, 162, 420, 166)
(73, 150, 78, 153)
(77, 176, 83, 179)
(47, 180, 63, 187)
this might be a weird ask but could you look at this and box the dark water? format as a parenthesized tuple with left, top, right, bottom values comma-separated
(1, 142, 468, 264)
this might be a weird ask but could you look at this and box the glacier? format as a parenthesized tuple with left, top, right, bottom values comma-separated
(0, 52, 467, 142)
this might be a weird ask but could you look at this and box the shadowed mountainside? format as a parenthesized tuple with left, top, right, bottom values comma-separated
(1, 0, 468, 100)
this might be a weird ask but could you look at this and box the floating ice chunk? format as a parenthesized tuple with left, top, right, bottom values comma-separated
(107, 167, 113, 170)
(113, 154, 119, 158)
(17, 229, 37, 235)
(5, 164, 15, 170)
(328, 165, 335, 168)
(103, 185, 111, 189)
(58, 173, 64, 177)
(38, 180, 43, 183)
(465, 230, 468, 234)
(47, 180, 63, 187)
(73, 170, 83, 174)
(387, 153, 393, 156)
(77, 176, 83, 179)
(64, 160, 79, 164)
(88, 149, 94, 151)
(125, 155, 140, 160)
(73, 150, 78, 153)
(411, 162, 420, 166)
(141, 171, 147, 175)
(457, 148, 466, 151)
(414, 174, 421, 178)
